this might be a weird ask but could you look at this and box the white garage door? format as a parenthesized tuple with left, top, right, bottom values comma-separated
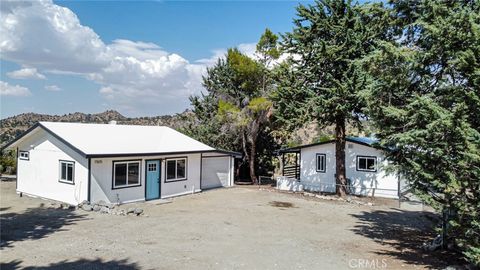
(201, 156, 230, 189)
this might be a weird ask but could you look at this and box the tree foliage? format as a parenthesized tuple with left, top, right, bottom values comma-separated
(0, 150, 16, 174)
(183, 30, 280, 182)
(363, 0, 480, 265)
(275, 0, 387, 195)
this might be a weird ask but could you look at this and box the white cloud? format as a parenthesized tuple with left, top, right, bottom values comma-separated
(0, 0, 259, 115)
(45, 84, 61, 91)
(0, 0, 210, 115)
(0, 81, 31, 96)
(238, 43, 257, 58)
(0, 0, 109, 73)
(6, 67, 46, 79)
(109, 39, 169, 61)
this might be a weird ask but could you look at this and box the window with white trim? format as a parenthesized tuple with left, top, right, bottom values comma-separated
(166, 158, 187, 181)
(59, 160, 74, 184)
(19, 151, 29, 160)
(357, 156, 377, 172)
(113, 161, 141, 188)
(316, 154, 326, 172)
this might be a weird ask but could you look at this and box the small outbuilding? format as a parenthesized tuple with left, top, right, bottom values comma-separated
(278, 137, 404, 198)
(3, 122, 240, 205)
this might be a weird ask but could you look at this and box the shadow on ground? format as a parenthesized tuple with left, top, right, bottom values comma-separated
(0, 204, 86, 249)
(350, 209, 464, 268)
(1, 258, 140, 270)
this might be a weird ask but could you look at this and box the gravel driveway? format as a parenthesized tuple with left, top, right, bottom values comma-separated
(0, 181, 454, 269)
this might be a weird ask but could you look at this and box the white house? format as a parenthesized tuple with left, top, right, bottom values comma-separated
(3, 122, 240, 205)
(278, 137, 402, 198)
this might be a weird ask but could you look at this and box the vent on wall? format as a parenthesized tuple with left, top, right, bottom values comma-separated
(348, 144, 354, 149)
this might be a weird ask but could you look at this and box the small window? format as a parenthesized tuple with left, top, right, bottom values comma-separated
(357, 156, 377, 172)
(147, 163, 157, 171)
(113, 161, 141, 189)
(59, 160, 74, 184)
(316, 154, 326, 173)
(19, 151, 29, 160)
(166, 158, 187, 182)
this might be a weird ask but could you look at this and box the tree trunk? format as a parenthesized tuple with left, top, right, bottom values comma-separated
(249, 142, 257, 184)
(335, 117, 347, 196)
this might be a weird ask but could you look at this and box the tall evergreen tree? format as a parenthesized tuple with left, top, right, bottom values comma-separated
(364, 0, 480, 265)
(276, 0, 387, 196)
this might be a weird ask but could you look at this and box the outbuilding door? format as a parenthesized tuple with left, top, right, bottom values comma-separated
(201, 156, 231, 189)
(146, 160, 161, 200)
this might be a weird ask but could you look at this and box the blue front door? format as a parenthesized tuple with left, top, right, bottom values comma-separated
(146, 160, 160, 200)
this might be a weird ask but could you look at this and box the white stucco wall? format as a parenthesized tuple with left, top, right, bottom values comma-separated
(161, 153, 201, 199)
(299, 141, 400, 198)
(345, 143, 399, 198)
(300, 143, 336, 193)
(16, 129, 89, 205)
(90, 153, 202, 204)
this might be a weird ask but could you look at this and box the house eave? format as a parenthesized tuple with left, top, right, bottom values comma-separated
(86, 149, 242, 159)
(277, 137, 384, 154)
(2, 122, 89, 158)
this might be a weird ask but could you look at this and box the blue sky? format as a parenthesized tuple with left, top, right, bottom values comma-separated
(0, 0, 309, 118)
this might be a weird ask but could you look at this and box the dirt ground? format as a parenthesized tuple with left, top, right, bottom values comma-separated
(0, 181, 458, 270)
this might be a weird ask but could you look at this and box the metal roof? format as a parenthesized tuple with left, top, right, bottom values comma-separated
(3, 122, 241, 158)
(345, 136, 378, 146)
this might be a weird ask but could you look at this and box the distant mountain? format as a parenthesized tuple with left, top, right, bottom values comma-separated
(0, 110, 190, 146)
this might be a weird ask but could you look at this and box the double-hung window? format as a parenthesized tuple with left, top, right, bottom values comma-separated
(166, 158, 187, 182)
(113, 160, 141, 188)
(356, 156, 377, 172)
(316, 154, 326, 173)
(59, 160, 75, 184)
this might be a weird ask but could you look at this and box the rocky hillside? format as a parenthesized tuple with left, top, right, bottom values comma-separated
(1, 109, 377, 148)
(0, 110, 189, 146)
(287, 121, 377, 147)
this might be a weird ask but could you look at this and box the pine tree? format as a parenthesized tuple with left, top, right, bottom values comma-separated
(276, 0, 387, 196)
(364, 0, 480, 265)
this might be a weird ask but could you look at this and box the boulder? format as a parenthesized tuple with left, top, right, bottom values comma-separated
(82, 204, 93, 211)
(106, 203, 116, 209)
(134, 208, 143, 215)
(78, 200, 90, 207)
(92, 205, 101, 212)
(100, 206, 110, 214)
(61, 203, 75, 210)
(126, 207, 136, 214)
(96, 200, 107, 207)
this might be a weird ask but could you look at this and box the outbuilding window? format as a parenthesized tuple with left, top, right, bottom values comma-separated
(59, 160, 75, 184)
(356, 156, 377, 172)
(19, 151, 29, 160)
(113, 160, 141, 189)
(316, 154, 326, 173)
(165, 158, 187, 182)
